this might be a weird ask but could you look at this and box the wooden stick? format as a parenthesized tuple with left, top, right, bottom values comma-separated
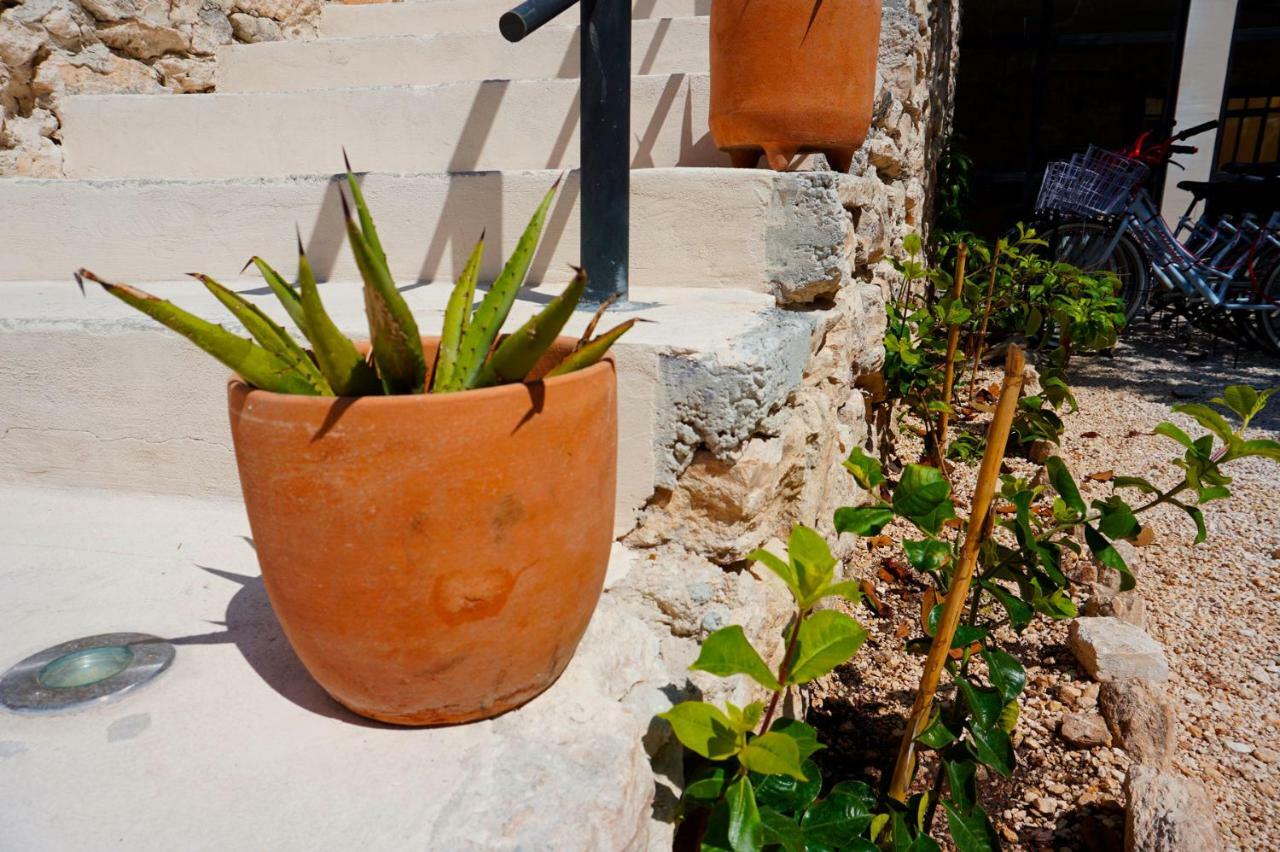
(887, 345, 1026, 804)
(968, 244, 1002, 405)
(936, 244, 967, 456)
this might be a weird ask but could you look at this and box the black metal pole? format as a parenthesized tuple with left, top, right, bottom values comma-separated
(499, 0, 576, 42)
(579, 0, 630, 303)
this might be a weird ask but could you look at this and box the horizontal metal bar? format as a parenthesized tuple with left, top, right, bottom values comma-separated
(499, 0, 578, 42)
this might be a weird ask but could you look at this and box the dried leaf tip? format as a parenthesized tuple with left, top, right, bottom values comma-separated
(342, 146, 353, 175)
(239, 256, 256, 275)
(73, 270, 85, 297)
(295, 224, 306, 255)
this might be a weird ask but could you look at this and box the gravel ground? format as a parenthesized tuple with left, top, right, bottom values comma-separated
(810, 324, 1280, 850)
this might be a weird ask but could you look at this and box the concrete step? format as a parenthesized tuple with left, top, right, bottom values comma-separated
(320, 0, 708, 39)
(0, 482, 667, 847)
(61, 73, 720, 180)
(0, 280, 815, 537)
(217, 16, 710, 93)
(1, 168, 775, 288)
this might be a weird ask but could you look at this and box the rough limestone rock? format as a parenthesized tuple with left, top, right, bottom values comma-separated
(1069, 617, 1170, 683)
(1085, 588, 1148, 630)
(1124, 765, 1222, 852)
(32, 45, 164, 103)
(154, 55, 215, 92)
(97, 18, 188, 59)
(1060, 711, 1113, 748)
(1099, 680, 1177, 768)
(229, 12, 282, 43)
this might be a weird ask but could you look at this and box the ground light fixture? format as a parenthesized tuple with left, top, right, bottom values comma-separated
(0, 633, 175, 714)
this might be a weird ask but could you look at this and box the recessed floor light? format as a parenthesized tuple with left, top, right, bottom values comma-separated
(0, 633, 175, 714)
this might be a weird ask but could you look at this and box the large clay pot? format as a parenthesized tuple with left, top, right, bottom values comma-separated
(709, 0, 882, 172)
(227, 337, 617, 726)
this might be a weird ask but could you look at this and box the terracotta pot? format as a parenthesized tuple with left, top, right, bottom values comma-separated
(226, 337, 617, 726)
(709, 0, 882, 172)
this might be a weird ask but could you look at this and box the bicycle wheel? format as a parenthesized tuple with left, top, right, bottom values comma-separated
(1250, 262, 1280, 355)
(1040, 221, 1149, 325)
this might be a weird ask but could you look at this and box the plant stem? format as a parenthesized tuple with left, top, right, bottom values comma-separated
(888, 346, 1025, 804)
(759, 608, 807, 736)
(969, 245, 1002, 405)
(938, 244, 968, 456)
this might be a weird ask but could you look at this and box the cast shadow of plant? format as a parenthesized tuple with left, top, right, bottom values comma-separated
(167, 561, 393, 729)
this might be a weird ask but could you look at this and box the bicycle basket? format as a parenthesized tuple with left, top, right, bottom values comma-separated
(1035, 146, 1150, 218)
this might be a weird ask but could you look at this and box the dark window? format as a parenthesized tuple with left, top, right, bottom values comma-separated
(951, 0, 1190, 235)
(1217, 1, 1280, 167)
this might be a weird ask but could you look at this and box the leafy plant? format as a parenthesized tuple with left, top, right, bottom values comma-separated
(77, 160, 632, 396)
(661, 526, 872, 850)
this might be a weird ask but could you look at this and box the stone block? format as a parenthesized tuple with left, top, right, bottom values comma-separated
(1124, 765, 1222, 851)
(1099, 680, 1176, 768)
(1069, 617, 1169, 683)
(1059, 711, 1113, 748)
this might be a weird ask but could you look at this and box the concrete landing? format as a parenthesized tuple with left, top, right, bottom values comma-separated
(0, 485, 668, 850)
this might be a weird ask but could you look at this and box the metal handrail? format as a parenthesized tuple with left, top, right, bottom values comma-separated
(501, 0, 630, 304)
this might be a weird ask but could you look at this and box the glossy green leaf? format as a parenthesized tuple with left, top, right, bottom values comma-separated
(725, 775, 763, 852)
(1172, 402, 1234, 445)
(657, 701, 741, 761)
(844, 446, 886, 491)
(683, 765, 729, 804)
(1113, 475, 1157, 494)
(1094, 495, 1139, 540)
(904, 539, 952, 573)
(1084, 523, 1135, 591)
(956, 676, 1002, 730)
(916, 712, 958, 749)
(980, 648, 1026, 701)
(820, 579, 865, 605)
(432, 234, 484, 392)
(944, 759, 978, 816)
(769, 718, 825, 761)
(966, 722, 1014, 777)
(999, 699, 1020, 733)
(978, 579, 1033, 631)
(788, 610, 868, 684)
(1045, 456, 1084, 516)
(893, 465, 955, 534)
(739, 732, 806, 780)
(834, 506, 896, 537)
(789, 525, 837, 606)
(801, 781, 876, 846)
(725, 701, 765, 734)
(942, 799, 1000, 852)
(747, 547, 800, 598)
(758, 808, 803, 852)
(691, 626, 782, 691)
(752, 759, 821, 813)
(1153, 421, 1194, 449)
(81, 271, 318, 396)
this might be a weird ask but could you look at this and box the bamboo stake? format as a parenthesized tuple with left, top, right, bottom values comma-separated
(968, 244, 1002, 405)
(936, 244, 967, 457)
(887, 344, 1026, 804)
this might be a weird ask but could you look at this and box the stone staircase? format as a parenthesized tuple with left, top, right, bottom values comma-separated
(0, 0, 952, 847)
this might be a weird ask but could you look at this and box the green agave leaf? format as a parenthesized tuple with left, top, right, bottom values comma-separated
(432, 233, 484, 392)
(545, 318, 635, 377)
(787, 610, 867, 684)
(196, 273, 331, 395)
(79, 270, 317, 396)
(738, 732, 806, 780)
(341, 190, 426, 394)
(689, 625, 782, 692)
(473, 268, 585, 388)
(247, 255, 308, 336)
(294, 241, 382, 396)
(343, 150, 387, 267)
(455, 179, 560, 390)
(657, 701, 741, 761)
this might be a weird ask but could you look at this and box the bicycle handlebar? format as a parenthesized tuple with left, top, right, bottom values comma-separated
(1173, 120, 1219, 141)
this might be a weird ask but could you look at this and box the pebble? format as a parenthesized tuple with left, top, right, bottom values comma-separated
(1225, 741, 1255, 755)
(1253, 746, 1277, 764)
(1250, 666, 1270, 685)
(1034, 796, 1060, 815)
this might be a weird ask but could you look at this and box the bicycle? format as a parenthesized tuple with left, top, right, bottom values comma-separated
(1032, 121, 1280, 355)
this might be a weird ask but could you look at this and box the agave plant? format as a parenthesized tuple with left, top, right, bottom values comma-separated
(76, 159, 633, 396)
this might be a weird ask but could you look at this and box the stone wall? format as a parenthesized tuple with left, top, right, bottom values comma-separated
(0, 0, 322, 175)
(601, 1, 963, 845)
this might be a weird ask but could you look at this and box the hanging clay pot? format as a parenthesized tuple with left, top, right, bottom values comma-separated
(709, 0, 883, 172)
